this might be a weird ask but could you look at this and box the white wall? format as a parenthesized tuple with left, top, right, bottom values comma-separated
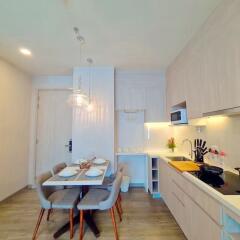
(28, 75, 72, 185)
(144, 115, 240, 172)
(144, 123, 173, 153)
(172, 116, 240, 171)
(72, 67, 115, 171)
(0, 59, 32, 201)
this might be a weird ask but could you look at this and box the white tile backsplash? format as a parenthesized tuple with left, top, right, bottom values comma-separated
(145, 115, 240, 171)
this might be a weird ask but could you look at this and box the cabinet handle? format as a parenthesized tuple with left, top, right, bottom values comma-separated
(172, 179, 185, 192)
(172, 191, 185, 207)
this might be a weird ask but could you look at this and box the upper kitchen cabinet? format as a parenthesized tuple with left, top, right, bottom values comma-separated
(115, 70, 166, 122)
(166, 56, 187, 119)
(184, 38, 205, 119)
(214, 15, 240, 111)
(202, 11, 240, 113)
(166, 0, 240, 119)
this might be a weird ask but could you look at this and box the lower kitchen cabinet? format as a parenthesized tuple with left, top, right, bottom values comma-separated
(159, 158, 222, 240)
(189, 198, 222, 240)
(170, 181, 192, 239)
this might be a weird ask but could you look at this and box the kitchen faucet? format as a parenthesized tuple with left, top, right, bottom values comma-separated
(182, 138, 193, 159)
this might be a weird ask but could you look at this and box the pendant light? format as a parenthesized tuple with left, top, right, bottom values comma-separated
(68, 27, 89, 108)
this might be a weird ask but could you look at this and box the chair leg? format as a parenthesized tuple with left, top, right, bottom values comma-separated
(47, 209, 52, 221)
(79, 210, 84, 240)
(110, 207, 119, 240)
(119, 193, 122, 202)
(117, 195, 123, 215)
(32, 208, 45, 240)
(69, 209, 74, 239)
(115, 202, 122, 222)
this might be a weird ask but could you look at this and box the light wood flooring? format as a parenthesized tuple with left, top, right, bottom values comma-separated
(0, 188, 187, 240)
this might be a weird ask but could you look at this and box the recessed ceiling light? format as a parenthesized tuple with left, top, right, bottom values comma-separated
(19, 48, 32, 56)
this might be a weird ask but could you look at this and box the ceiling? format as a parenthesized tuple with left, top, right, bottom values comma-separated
(0, 0, 222, 76)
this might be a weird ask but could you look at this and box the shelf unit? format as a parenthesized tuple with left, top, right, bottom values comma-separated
(148, 156, 160, 198)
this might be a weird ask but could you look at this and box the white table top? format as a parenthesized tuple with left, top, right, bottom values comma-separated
(116, 152, 147, 156)
(43, 161, 110, 186)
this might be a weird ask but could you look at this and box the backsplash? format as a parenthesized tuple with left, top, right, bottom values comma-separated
(145, 115, 240, 171)
(144, 122, 173, 153)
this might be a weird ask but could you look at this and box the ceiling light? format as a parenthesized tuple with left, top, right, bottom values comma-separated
(19, 48, 32, 56)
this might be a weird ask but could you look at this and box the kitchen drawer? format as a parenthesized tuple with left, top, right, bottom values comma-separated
(190, 197, 223, 240)
(171, 180, 190, 236)
(171, 175, 222, 240)
(168, 163, 185, 185)
(167, 163, 222, 225)
(184, 177, 222, 225)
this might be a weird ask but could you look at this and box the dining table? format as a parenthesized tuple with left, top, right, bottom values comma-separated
(43, 160, 110, 239)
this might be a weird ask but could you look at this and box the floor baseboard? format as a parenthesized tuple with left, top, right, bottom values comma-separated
(0, 186, 28, 203)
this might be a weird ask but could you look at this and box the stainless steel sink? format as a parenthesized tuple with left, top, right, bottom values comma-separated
(166, 156, 191, 161)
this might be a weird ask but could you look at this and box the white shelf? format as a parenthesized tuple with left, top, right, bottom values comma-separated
(149, 157, 160, 196)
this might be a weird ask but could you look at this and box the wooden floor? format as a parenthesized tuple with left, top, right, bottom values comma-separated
(0, 188, 187, 240)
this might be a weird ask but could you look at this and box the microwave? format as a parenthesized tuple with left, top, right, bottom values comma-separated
(171, 108, 188, 125)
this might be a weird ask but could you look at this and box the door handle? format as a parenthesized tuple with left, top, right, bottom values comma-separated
(65, 139, 72, 152)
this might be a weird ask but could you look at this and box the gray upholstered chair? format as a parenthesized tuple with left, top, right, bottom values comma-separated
(32, 171, 80, 240)
(78, 172, 123, 240)
(90, 164, 124, 216)
(91, 164, 124, 189)
(52, 162, 67, 175)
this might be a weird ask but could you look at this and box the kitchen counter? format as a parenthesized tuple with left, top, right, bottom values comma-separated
(117, 149, 240, 218)
(157, 151, 240, 218)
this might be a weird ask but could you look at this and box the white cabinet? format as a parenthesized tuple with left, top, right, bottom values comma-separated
(115, 70, 166, 122)
(160, 159, 191, 238)
(184, 41, 205, 119)
(159, 158, 222, 240)
(166, 1, 240, 119)
(189, 199, 222, 240)
(170, 180, 192, 239)
(166, 61, 187, 118)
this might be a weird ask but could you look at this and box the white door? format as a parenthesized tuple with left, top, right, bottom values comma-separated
(36, 90, 72, 176)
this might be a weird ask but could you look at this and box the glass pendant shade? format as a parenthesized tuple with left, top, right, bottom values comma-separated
(86, 102, 94, 112)
(68, 89, 89, 108)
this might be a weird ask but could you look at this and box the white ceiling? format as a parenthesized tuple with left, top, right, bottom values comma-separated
(0, 0, 222, 76)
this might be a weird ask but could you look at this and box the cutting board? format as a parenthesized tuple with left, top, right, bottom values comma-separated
(169, 161, 200, 172)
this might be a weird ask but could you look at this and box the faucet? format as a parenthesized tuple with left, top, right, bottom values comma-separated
(182, 138, 193, 159)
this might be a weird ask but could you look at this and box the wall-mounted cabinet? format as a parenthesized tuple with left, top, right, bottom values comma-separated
(166, 1, 240, 120)
(166, 62, 187, 117)
(115, 70, 166, 122)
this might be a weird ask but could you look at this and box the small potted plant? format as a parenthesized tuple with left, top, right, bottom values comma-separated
(167, 137, 176, 152)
